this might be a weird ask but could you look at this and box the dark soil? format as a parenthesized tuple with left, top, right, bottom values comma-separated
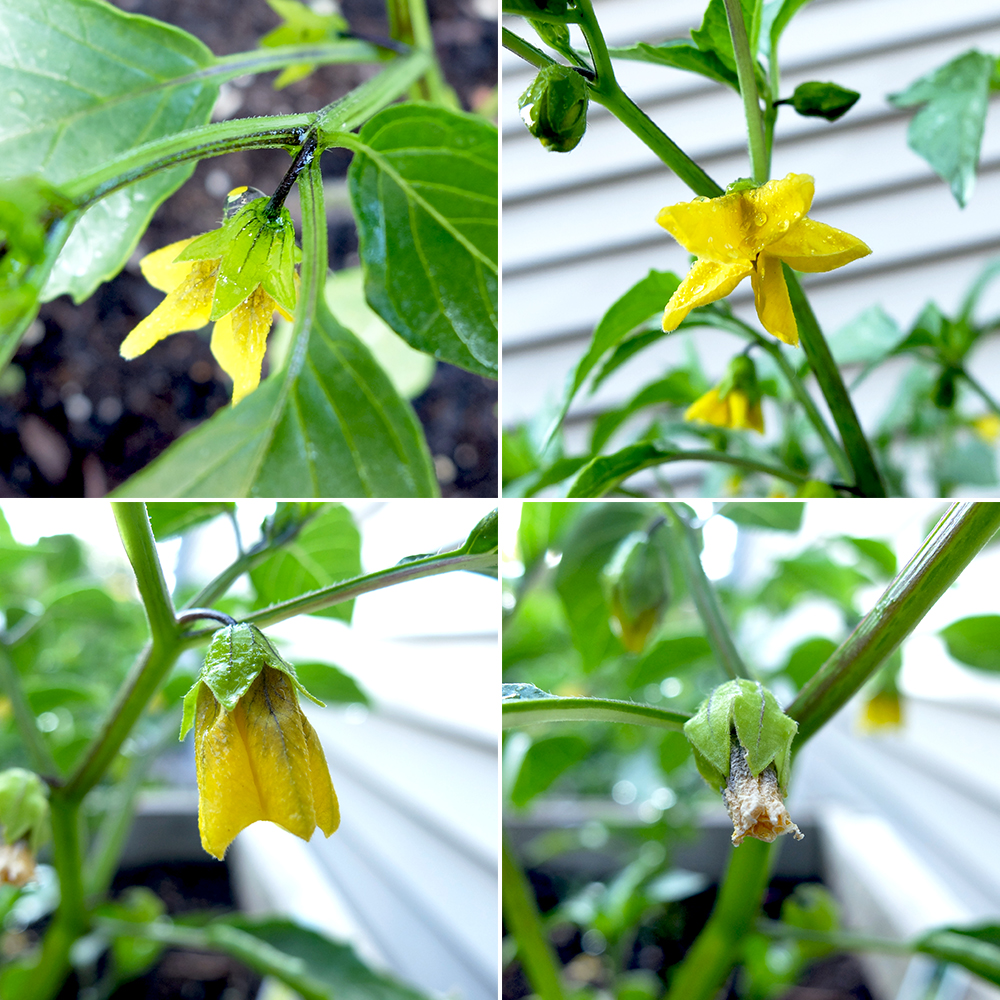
(1, 0, 497, 497)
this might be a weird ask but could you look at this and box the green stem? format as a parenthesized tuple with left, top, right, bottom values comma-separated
(723, 0, 768, 183)
(0, 649, 59, 776)
(94, 919, 333, 1000)
(384, 0, 452, 105)
(756, 919, 915, 956)
(571, 0, 723, 198)
(662, 503, 751, 681)
(785, 267, 887, 497)
(666, 839, 777, 1000)
(112, 504, 175, 644)
(788, 500, 1000, 744)
(502, 835, 567, 1000)
(502, 27, 558, 70)
(181, 549, 497, 644)
(502, 695, 689, 730)
(960, 367, 1000, 419)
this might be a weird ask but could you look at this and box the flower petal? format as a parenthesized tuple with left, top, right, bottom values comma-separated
(727, 391, 765, 433)
(751, 254, 798, 346)
(685, 388, 731, 427)
(657, 173, 814, 262)
(662, 258, 751, 331)
(767, 217, 872, 273)
(119, 259, 219, 359)
(139, 238, 200, 293)
(210, 286, 277, 404)
(303, 715, 340, 836)
(194, 683, 266, 860)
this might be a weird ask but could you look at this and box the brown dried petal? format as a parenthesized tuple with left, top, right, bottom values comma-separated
(0, 840, 36, 886)
(723, 740, 803, 846)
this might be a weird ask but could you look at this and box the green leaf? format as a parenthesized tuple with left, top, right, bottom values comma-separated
(348, 104, 498, 377)
(827, 305, 905, 367)
(457, 508, 499, 576)
(918, 926, 1000, 988)
(96, 887, 166, 985)
(261, 0, 349, 88)
(213, 915, 434, 1000)
(568, 443, 677, 498)
(0, 0, 218, 303)
(787, 81, 860, 121)
(716, 502, 804, 532)
(937, 436, 997, 487)
(780, 636, 838, 689)
(609, 41, 738, 89)
(691, 0, 756, 72)
(631, 635, 712, 687)
(146, 502, 235, 539)
(590, 371, 702, 453)
(111, 296, 438, 497)
(510, 734, 590, 807)
(516, 501, 583, 569)
(547, 269, 680, 444)
(762, 0, 814, 59)
(842, 536, 896, 577)
(889, 50, 995, 207)
(291, 661, 369, 705)
(940, 615, 1000, 673)
(250, 504, 360, 622)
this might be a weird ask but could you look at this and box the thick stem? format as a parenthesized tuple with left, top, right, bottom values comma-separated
(785, 267, 887, 497)
(663, 503, 751, 681)
(502, 835, 567, 1000)
(666, 839, 777, 1000)
(723, 0, 768, 183)
(111, 504, 176, 644)
(385, 0, 452, 105)
(788, 501, 1000, 744)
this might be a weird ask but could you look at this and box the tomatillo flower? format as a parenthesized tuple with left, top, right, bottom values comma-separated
(0, 768, 50, 886)
(180, 623, 339, 859)
(120, 190, 299, 404)
(684, 679, 803, 846)
(657, 173, 871, 346)
(686, 355, 764, 433)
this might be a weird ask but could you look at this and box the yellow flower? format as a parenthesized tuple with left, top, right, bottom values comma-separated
(859, 690, 903, 733)
(119, 237, 293, 405)
(972, 413, 1000, 444)
(657, 173, 871, 346)
(193, 664, 339, 859)
(685, 354, 765, 433)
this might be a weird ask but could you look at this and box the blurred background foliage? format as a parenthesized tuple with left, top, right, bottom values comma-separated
(502, 500, 1000, 1000)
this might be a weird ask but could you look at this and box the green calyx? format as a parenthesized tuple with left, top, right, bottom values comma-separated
(175, 197, 299, 319)
(518, 63, 589, 153)
(179, 623, 323, 740)
(0, 768, 50, 852)
(717, 354, 761, 403)
(683, 679, 798, 793)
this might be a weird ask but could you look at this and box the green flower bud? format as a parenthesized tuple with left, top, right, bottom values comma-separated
(602, 525, 670, 653)
(788, 81, 860, 122)
(716, 354, 761, 405)
(518, 64, 589, 153)
(684, 679, 802, 846)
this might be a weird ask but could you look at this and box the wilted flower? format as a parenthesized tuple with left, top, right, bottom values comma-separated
(657, 173, 870, 346)
(181, 623, 339, 859)
(685, 355, 764, 433)
(0, 768, 50, 885)
(120, 190, 298, 404)
(723, 738, 803, 846)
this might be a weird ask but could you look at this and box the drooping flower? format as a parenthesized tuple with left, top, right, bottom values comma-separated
(685, 354, 764, 434)
(0, 768, 50, 886)
(120, 190, 298, 405)
(181, 623, 339, 859)
(657, 173, 871, 346)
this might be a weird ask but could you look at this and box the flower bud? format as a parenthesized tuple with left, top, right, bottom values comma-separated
(0, 768, 50, 886)
(518, 64, 589, 152)
(602, 526, 671, 653)
(684, 679, 802, 845)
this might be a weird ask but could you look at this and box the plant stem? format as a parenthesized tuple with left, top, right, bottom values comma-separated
(662, 503, 751, 681)
(384, 0, 453, 105)
(723, 0, 768, 183)
(788, 500, 1000, 744)
(502, 695, 689, 730)
(571, 0, 723, 198)
(784, 267, 887, 497)
(756, 919, 915, 955)
(502, 835, 567, 1000)
(960, 367, 1000, 419)
(666, 839, 777, 1000)
(0, 650, 59, 776)
(180, 549, 497, 644)
(112, 504, 175, 644)
(502, 27, 557, 70)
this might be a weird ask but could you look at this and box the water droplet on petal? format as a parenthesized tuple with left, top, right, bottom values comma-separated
(707, 236, 714, 243)
(754, 212, 768, 226)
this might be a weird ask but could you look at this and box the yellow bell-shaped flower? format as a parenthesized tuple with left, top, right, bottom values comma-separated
(193, 664, 339, 859)
(685, 354, 765, 434)
(658, 173, 870, 346)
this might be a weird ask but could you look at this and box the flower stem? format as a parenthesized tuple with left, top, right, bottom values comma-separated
(502, 695, 689, 730)
(784, 267, 887, 497)
(502, 835, 567, 1000)
(663, 502, 752, 681)
(502, 27, 557, 70)
(666, 838, 778, 1000)
(571, 0, 723, 198)
(723, 0, 768, 184)
(960, 367, 1000, 418)
(788, 500, 1000, 744)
